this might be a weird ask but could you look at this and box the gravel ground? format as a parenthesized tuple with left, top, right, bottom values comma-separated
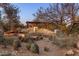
(0, 39, 67, 56)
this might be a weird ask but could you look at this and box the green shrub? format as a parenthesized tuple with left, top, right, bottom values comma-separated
(4, 36, 19, 46)
(4, 39, 14, 46)
(24, 33, 35, 42)
(30, 43, 39, 54)
(52, 33, 78, 49)
(18, 36, 24, 42)
(0, 36, 5, 45)
(26, 43, 31, 50)
(69, 23, 79, 34)
(0, 36, 7, 48)
(13, 39, 21, 50)
(44, 47, 49, 52)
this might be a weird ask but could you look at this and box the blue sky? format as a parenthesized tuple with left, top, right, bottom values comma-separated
(13, 3, 49, 24)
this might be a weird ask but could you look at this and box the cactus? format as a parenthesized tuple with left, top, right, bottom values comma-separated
(30, 43, 39, 54)
(13, 39, 21, 50)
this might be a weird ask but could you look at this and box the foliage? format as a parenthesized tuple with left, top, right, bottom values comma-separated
(69, 23, 79, 34)
(58, 23, 68, 33)
(0, 3, 21, 31)
(52, 33, 78, 49)
(26, 43, 31, 50)
(0, 36, 5, 45)
(13, 39, 21, 50)
(30, 43, 39, 54)
(33, 3, 79, 34)
(44, 47, 49, 52)
(4, 36, 18, 45)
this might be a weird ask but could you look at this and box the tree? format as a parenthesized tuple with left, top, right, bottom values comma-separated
(3, 4, 21, 31)
(33, 3, 79, 34)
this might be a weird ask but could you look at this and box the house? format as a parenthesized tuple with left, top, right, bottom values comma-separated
(26, 19, 58, 30)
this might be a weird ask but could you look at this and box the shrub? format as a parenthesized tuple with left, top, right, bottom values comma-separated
(44, 47, 49, 52)
(0, 36, 8, 48)
(30, 43, 39, 54)
(4, 36, 19, 47)
(24, 32, 44, 42)
(69, 23, 79, 34)
(13, 39, 21, 50)
(4, 38, 14, 46)
(37, 35, 43, 41)
(52, 32, 78, 49)
(24, 33, 35, 42)
(26, 43, 31, 50)
(18, 36, 24, 42)
(0, 36, 5, 45)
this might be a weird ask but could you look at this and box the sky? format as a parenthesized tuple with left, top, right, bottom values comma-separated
(12, 3, 50, 24)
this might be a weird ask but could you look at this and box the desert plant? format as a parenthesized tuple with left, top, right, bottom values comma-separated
(4, 36, 19, 46)
(0, 36, 5, 45)
(44, 47, 49, 52)
(4, 38, 14, 46)
(24, 33, 34, 42)
(26, 43, 31, 50)
(30, 43, 39, 54)
(52, 32, 78, 49)
(13, 39, 21, 50)
(36, 35, 43, 41)
(18, 36, 24, 42)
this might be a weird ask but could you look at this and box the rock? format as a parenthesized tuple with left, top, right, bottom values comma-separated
(65, 49, 75, 56)
(76, 41, 79, 49)
(0, 51, 14, 56)
(0, 52, 13, 56)
(73, 49, 79, 54)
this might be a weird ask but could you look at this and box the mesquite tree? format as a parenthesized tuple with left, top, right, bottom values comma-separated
(33, 3, 79, 34)
(0, 3, 21, 31)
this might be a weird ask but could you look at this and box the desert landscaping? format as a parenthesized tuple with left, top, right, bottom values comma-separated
(0, 3, 79, 56)
(0, 27, 79, 56)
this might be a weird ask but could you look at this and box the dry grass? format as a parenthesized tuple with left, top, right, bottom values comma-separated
(52, 33, 78, 49)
